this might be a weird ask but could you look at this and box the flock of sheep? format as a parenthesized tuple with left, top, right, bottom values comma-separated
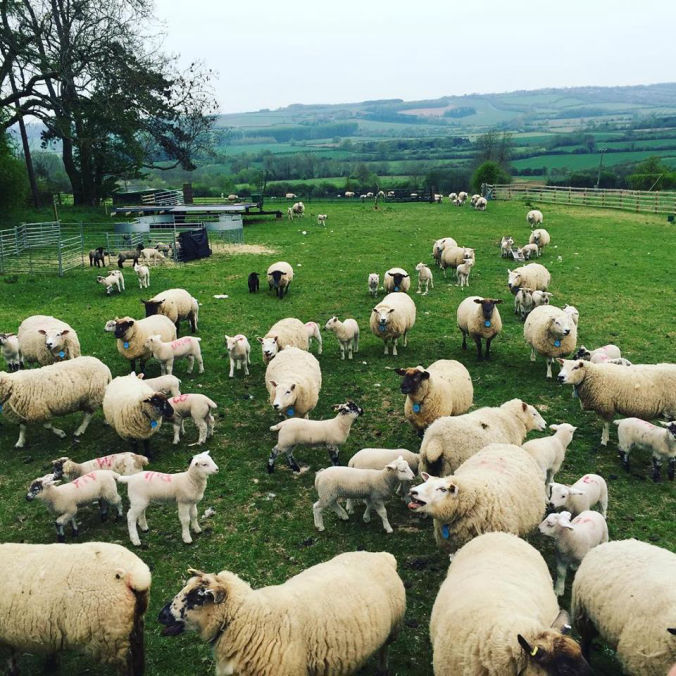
(0, 199, 674, 676)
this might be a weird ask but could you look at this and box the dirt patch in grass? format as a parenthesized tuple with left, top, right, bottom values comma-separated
(212, 243, 278, 255)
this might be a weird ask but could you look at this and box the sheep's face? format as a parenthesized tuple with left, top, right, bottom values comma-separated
(258, 336, 279, 361)
(387, 457, 415, 482)
(143, 393, 174, 420)
(507, 269, 522, 294)
(548, 482, 572, 510)
(572, 346, 592, 361)
(368, 273, 379, 287)
(538, 511, 572, 537)
(660, 421, 676, 440)
(549, 315, 573, 338)
(114, 319, 134, 339)
(190, 451, 219, 475)
(142, 299, 164, 317)
(415, 263, 425, 273)
(268, 270, 287, 288)
(388, 271, 408, 288)
(324, 317, 338, 332)
(225, 335, 244, 351)
(473, 297, 502, 322)
(269, 380, 297, 411)
(517, 632, 592, 676)
(372, 306, 395, 330)
(26, 474, 58, 501)
(556, 359, 587, 386)
(144, 335, 162, 350)
(38, 328, 70, 352)
(332, 401, 364, 418)
(407, 473, 458, 517)
(51, 457, 69, 480)
(395, 366, 429, 396)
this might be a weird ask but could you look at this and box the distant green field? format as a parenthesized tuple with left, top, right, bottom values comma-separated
(512, 149, 676, 171)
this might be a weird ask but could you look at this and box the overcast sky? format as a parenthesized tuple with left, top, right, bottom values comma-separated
(153, 0, 675, 115)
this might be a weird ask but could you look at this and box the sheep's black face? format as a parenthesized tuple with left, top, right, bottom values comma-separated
(573, 347, 591, 360)
(148, 394, 174, 419)
(395, 367, 430, 395)
(51, 458, 67, 479)
(142, 300, 163, 317)
(336, 401, 363, 416)
(114, 320, 134, 339)
(26, 480, 43, 501)
(474, 298, 502, 321)
(269, 270, 285, 288)
(392, 273, 407, 287)
(158, 603, 185, 635)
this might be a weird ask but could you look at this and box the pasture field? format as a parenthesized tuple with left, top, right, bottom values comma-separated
(0, 200, 674, 674)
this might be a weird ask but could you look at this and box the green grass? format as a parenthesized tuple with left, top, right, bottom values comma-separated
(512, 149, 676, 170)
(0, 201, 674, 674)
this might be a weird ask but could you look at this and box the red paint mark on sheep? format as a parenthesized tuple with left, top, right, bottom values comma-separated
(72, 472, 97, 488)
(581, 475, 598, 484)
(172, 394, 189, 404)
(170, 338, 192, 349)
(143, 471, 172, 482)
(96, 456, 113, 468)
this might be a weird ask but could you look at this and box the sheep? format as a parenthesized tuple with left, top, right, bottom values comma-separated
(287, 206, 294, 220)
(515, 286, 535, 319)
(158, 551, 405, 676)
(613, 418, 676, 481)
(527, 209, 544, 227)
(348, 447, 419, 499)
(458, 191, 468, 203)
(117, 250, 139, 268)
(317, 213, 327, 225)
(573, 343, 622, 363)
(291, 201, 305, 217)
(453, 258, 473, 288)
(556, 358, 676, 446)
(383, 267, 411, 293)
(247, 271, 260, 293)
(521, 242, 540, 260)
(448, 192, 458, 201)
(227, 194, 239, 201)
(88, 246, 109, 267)
(539, 511, 609, 597)
(134, 262, 150, 289)
(395, 360, 473, 434)
(440, 246, 474, 276)
(457, 296, 503, 360)
(500, 235, 515, 258)
(144, 334, 204, 376)
(323, 316, 359, 360)
(303, 320, 323, 355)
(0, 332, 22, 371)
(369, 292, 416, 356)
(530, 228, 551, 255)
(0, 356, 111, 448)
(137, 373, 182, 397)
(548, 474, 608, 517)
(408, 443, 546, 555)
(224, 334, 251, 377)
(102, 373, 174, 456)
(267, 401, 362, 473)
(524, 305, 578, 378)
(52, 452, 149, 481)
(563, 303, 580, 326)
(154, 242, 172, 255)
(533, 289, 554, 308)
(344, 190, 355, 198)
(469, 193, 480, 206)
(0, 541, 150, 675)
(258, 317, 310, 363)
(475, 196, 487, 210)
(285, 192, 297, 199)
(264, 346, 321, 419)
(507, 263, 551, 295)
(17, 314, 81, 365)
(266, 260, 294, 298)
(522, 423, 578, 484)
(119, 450, 219, 546)
(313, 456, 415, 533)
(138, 247, 165, 264)
(429, 533, 591, 676)
(26, 470, 123, 541)
(432, 237, 457, 268)
(419, 398, 547, 477)
(511, 246, 526, 263)
(368, 272, 380, 297)
(572, 539, 676, 675)
(97, 270, 124, 295)
(169, 393, 217, 446)
(415, 262, 434, 294)
(107, 315, 177, 373)
(141, 288, 199, 334)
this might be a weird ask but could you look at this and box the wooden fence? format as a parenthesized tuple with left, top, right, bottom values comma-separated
(485, 183, 676, 215)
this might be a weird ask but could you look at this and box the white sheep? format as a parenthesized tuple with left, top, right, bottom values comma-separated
(169, 393, 217, 445)
(268, 401, 363, 473)
(500, 235, 514, 258)
(556, 358, 676, 446)
(563, 303, 580, 326)
(532, 289, 554, 308)
(475, 196, 487, 210)
(141, 288, 199, 334)
(522, 422, 577, 484)
(383, 267, 411, 293)
(414, 262, 434, 294)
(107, 315, 177, 373)
(0, 332, 22, 371)
(432, 237, 458, 268)
(134, 262, 150, 289)
(527, 209, 544, 227)
(224, 334, 251, 377)
(457, 296, 503, 360)
(348, 447, 419, 499)
(0, 356, 111, 448)
(26, 470, 123, 541)
(317, 213, 327, 225)
(440, 246, 474, 277)
(144, 334, 204, 376)
(521, 242, 540, 260)
(369, 292, 416, 356)
(368, 272, 380, 297)
(51, 452, 148, 481)
(303, 320, 323, 355)
(313, 456, 415, 533)
(455, 258, 474, 287)
(259, 317, 309, 363)
(266, 261, 294, 298)
(430, 533, 590, 675)
(291, 201, 305, 217)
(285, 192, 296, 199)
(265, 346, 321, 419)
(137, 373, 182, 397)
(529, 228, 551, 255)
(548, 474, 608, 517)
(158, 551, 405, 676)
(514, 286, 534, 319)
(524, 305, 578, 378)
(448, 192, 458, 201)
(323, 316, 359, 360)
(97, 271, 124, 295)
(0, 542, 151, 674)
(17, 314, 81, 365)
(458, 191, 468, 203)
(614, 418, 676, 481)
(119, 450, 219, 545)
(573, 343, 622, 363)
(138, 247, 165, 264)
(539, 510, 609, 596)
(287, 206, 294, 220)
(507, 263, 551, 294)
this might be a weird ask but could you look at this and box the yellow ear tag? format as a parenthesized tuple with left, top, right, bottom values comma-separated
(530, 647, 539, 657)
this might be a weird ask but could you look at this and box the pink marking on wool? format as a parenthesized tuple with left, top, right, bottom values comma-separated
(143, 471, 172, 483)
(305, 321, 317, 329)
(96, 456, 113, 468)
(581, 475, 599, 484)
(597, 353, 609, 362)
(171, 337, 192, 349)
(72, 472, 97, 488)
(172, 394, 189, 404)
(476, 456, 508, 473)
(572, 516, 593, 525)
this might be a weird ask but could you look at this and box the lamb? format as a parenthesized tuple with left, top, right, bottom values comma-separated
(0, 332, 22, 371)
(137, 373, 182, 397)
(533, 289, 554, 308)
(527, 209, 544, 227)
(134, 262, 150, 289)
(158, 551, 405, 676)
(17, 314, 81, 365)
(521, 242, 540, 260)
(144, 335, 204, 376)
(455, 258, 474, 287)
(539, 511, 609, 596)
(264, 346, 322, 419)
(52, 452, 149, 481)
(313, 456, 415, 533)
(522, 423, 577, 484)
(457, 296, 503, 360)
(317, 213, 327, 225)
(26, 470, 123, 541)
(448, 192, 458, 201)
(395, 360, 473, 434)
(323, 316, 359, 360)
(613, 418, 676, 481)
(138, 247, 165, 264)
(154, 242, 172, 255)
(88, 246, 109, 267)
(429, 533, 591, 676)
(119, 451, 218, 546)
(224, 333, 251, 377)
(267, 401, 362, 473)
(348, 447, 419, 498)
(287, 206, 294, 220)
(291, 201, 305, 217)
(169, 393, 217, 445)
(563, 303, 580, 326)
(266, 260, 294, 298)
(500, 235, 514, 258)
(259, 317, 310, 363)
(304, 320, 323, 354)
(514, 286, 535, 319)
(556, 358, 676, 446)
(524, 305, 578, 378)
(571, 539, 676, 675)
(475, 196, 487, 210)
(507, 263, 551, 296)
(415, 262, 434, 294)
(408, 443, 546, 555)
(383, 267, 411, 293)
(548, 474, 608, 517)
(0, 541, 150, 675)
(573, 343, 622, 363)
(440, 246, 474, 276)
(141, 288, 199, 334)
(530, 228, 551, 255)
(117, 250, 139, 268)
(0, 356, 111, 448)
(247, 271, 259, 293)
(97, 270, 124, 295)
(432, 237, 457, 268)
(107, 315, 177, 373)
(344, 190, 355, 198)
(368, 272, 380, 297)
(102, 373, 174, 455)
(458, 191, 468, 203)
(369, 292, 416, 356)
(419, 398, 547, 477)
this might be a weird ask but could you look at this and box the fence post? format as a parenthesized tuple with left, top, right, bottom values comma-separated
(80, 223, 85, 268)
(0, 235, 4, 274)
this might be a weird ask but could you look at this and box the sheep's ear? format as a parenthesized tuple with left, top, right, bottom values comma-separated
(38, 329, 47, 335)
(421, 472, 431, 481)
(203, 587, 226, 604)
(394, 368, 406, 375)
(473, 298, 483, 304)
(187, 568, 206, 577)
(493, 299, 503, 304)
(60, 330, 69, 336)
(658, 421, 671, 428)
(421, 371, 431, 380)
(517, 634, 533, 656)
(668, 628, 676, 635)
(521, 401, 528, 412)
(256, 337, 264, 343)
(402, 273, 409, 278)
(551, 609, 572, 633)
(289, 384, 296, 391)
(556, 358, 565, 365)
(269, 380, 277, 388)
(388, 308, 395, 313)
(549, 424, 558, 430)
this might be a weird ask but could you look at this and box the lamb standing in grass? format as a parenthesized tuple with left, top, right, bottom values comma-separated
(313, 456, 415, 533)
(119, 451, 218, 546)
(500, 236, 514, 258)
(440, 246, 474, 277)
(97, 270, 124, 295)
(507, 263, 551, 294)
(169, 393, 217, 446)
(259, 317, 309, 363)
(304, 320, 323, 354)
(383, 267, 411, 293)
(324, 316, 359, 360)
(548, 474, 608, 517)
(138, 373, 182, 397)
(522, 423, 577, 484)
(529, 228, 551, 255)
(264, 346, 321, 419)
(17, 314, 81, 365)
(474, 196, 487, 210)
(527, 209, 544, 227)
(51, 452, 148, 480)
(455, 258, 474, 287)
(141, 288, 199, 334)
(614, 418, 676, 481)
(144, 334, 204, 375)
(317, 213, 327, 225)
(415, 262, 434, 294)
(0, 332, 22, 371)
(368, 272, 380, 297)
(524, 305, 578, 378)
(134, 262, 150, 289)
(457, 296, 503, 360)
(370, 292, 416, 356)
(224, 334, 251, 377)
(348, 447, 419, 499)
(107, 315, 177, 373)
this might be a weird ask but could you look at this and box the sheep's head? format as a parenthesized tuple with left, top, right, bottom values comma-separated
(563, 304, 580, 326)
(395, 366, 429, 396)
(26, 474, 59, 500)
(388, 271, 409, 288)
(659, 421, 676, 439)
(143, 392, 174, 420)
(517, 400, 547, 432)
(141, 299, 164, 317)
(407, 473, 460, 517)
(51, 457, 70, 480)
(549, 314, 573, 339)
(225, 335, 245, 351)
(372, 305, 395, 330)
(114, 318, 135, 339)
(547, 482, 584, 510)
(538, 511, 574, 538)
(269, 380, 297, 412)
(0, 332, 15, 345)
(38, 328, 70, 353)
(190, 451, 219, 475)
(415, 262, 426, 273)
(387, 456, 415, 482)
(258, 335, 279, 361)
(144, 334, 163, 350)
(572, 346, 592, 361)
(556, 359, 587, 386)
(473, 297, 502, 322)
(332, 401, 364, 418)
(507, 269, 522, 294)
(268, 270, 286, 288)
(324, 317, 339, 332)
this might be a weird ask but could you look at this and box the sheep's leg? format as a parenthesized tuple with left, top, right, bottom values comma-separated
(193, 418, 208, 445)
(189, 503, 201, 533)
(43, 422, 67, 439)
(461, 331, 467, 350)
(618, 447, 630, 472)
(347, 344, 353, 360)
(375, 643, 389, 676)
(576, 608, 597, 663)
(327, 446, 340, 466)
(391, 339, 398, 356)
(473, 336, 483, 361)
(668, 458, 675, 481)
(316, 334, 322, 355)
(195, 353, 204, 374)
(345, 499, 355, 514)
(546, 358, 554, 379)
(416, 281, 422, 294)
(554, 555, 567, 596)
(354, 335, 359, 353)
(111, 492, 124, 519)
(172, 421, 181, 445)
(138, 509, 149, 532)
(99, 498, 109, 522)
(228, 357, 235, 378)
(600, 421, 610, 446)
(15, 424, 27, 448)
(267, 446, 282, 473)
(530, 347, 536, 362)
(73, 411, 93, 437)
(651, 456, 662, 482)
(189, 315, 197, 334)
(339, 344, 345, 360)
(138, 359, 146, 374)
(485, 336, 493, 360)
(373, 502, 393, 533)
(244, 355, 250, 375)
(207, 415, 215, 438)
(362, 500, 372, 523)
(312, 501, 325, 531)
(403, 330, 408, 347)
(54, 517, 68, 543)
(284, 450, 301, 473)
(177, 503, 193, 544)
(127, 507, 144, 546)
